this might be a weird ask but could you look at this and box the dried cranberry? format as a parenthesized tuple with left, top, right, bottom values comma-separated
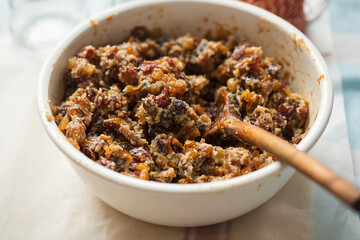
(130, 147, 151, 163)
(167, 58, 176, 67)
(119, 64, 138, 85)
(156, 88, 171, 108)
(77, 46, 96, 59)
(84, 147, 96, 160)
(130, 26, 149, 40)
(138, 62, 157, 74)
(232, 45, 245, 60)
(172, 99, 186, 114)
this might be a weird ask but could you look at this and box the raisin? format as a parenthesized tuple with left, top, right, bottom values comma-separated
(93, 118, 105, 134)
(156, 138, 167, 154)
(120, 142, 132, 151)
(103, 121, 119, 132)
(114, 158, 126, 171)
(130, 26, 149, 40)
(159, 111, 172, 128)
(282, 127, 293, 141)
(57, 105, 68, 116)
(172, 144, 183, 153)
(84, 147, 96, 160)
(147, 125, 161, 139)
(172, 99, 187, 114)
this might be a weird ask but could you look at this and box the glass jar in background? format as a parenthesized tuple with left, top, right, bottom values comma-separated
(9, 0, 89, 51)
(303, 0, 327, 22)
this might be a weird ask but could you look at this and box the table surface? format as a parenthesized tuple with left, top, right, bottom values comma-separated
(1, 0, 359, 239)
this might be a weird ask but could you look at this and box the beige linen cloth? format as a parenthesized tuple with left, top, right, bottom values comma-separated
(1, 10, 359, 240)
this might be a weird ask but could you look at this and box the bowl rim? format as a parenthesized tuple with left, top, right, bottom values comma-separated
(37, 0, 333, 194)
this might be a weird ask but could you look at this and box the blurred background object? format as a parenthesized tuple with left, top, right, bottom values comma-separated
(303, 0, 327, 22)
(240, 0, 327, 32)
(9, 0, 88, 50)
(6, 0, 327, 52)
(8, 0, 115, 52)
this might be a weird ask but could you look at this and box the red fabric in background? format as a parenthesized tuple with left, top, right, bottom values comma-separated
(240, 0, 306, 32)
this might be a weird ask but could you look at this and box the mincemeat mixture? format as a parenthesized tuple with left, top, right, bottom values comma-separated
(52, 27, 308, 183)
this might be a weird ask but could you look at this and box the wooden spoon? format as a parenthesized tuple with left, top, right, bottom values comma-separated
(204, 87, 360, 211)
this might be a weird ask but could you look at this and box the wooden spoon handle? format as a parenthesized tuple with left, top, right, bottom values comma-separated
(230, 117, 360, 211)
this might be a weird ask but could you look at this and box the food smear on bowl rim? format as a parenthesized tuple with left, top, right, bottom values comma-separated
(51, 26, 309, 183)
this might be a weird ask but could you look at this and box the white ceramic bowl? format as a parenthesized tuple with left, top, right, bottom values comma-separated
(38, 0, 333, 227)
